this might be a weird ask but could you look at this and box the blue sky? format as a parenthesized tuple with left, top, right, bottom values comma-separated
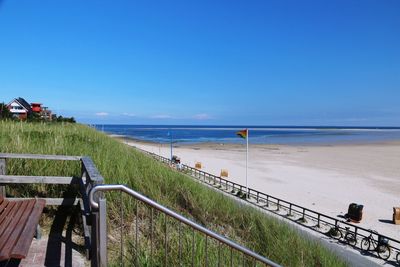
(0, 0, 399, 126)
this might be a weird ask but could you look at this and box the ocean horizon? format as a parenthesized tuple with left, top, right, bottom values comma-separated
(93, 125, 400, 145)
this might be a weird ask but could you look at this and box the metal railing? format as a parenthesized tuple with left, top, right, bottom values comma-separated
(0, 153, 283, 266)
(89, 184, 281, 267)
(136, 148, 400, 264)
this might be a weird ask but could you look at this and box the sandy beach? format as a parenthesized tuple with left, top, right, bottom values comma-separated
(122, 138, 400, 239)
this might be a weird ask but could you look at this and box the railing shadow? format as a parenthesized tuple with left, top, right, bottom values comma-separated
(44, 182, 83, 267)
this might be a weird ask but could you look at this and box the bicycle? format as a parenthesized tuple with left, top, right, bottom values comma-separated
(396, 251, 400, 265)
(360, 230, 391, 260)
(328, 223, 357, 246)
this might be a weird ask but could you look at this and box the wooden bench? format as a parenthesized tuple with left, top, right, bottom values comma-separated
(0, 197, 46, 261)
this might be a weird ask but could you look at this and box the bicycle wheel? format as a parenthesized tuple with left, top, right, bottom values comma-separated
(329, 227, 342, 240)
(377, 244, 391, 260)
(396, 252, 400, 264)
(345, 233, 357, 246)
(360, 238, 370, 251)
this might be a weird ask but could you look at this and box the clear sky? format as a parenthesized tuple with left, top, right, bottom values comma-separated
(0, 0, 399, 126)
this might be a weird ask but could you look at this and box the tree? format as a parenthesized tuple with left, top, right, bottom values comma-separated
(50, 114, 76, 123)
(0, 103, 13, 120)
(27, 112, 41, 122)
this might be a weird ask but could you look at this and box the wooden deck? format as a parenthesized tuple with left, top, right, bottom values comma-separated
(0, 205, 87, 267)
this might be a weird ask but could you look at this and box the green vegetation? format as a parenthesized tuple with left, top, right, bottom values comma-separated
(0, 102, 75, 122)
(0, 103, 13, 120)
(0, 121, 347, 266)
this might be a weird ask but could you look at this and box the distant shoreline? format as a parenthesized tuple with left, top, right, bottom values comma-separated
(110, 134, 400, 147)
(96, 124, 400, 129)
(101, 125, 400, 146)
(109, 134, 400, 150)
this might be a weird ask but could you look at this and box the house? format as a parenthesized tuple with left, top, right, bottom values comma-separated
(7, 97, 33, 120)
(31, 103, 52, 121)
(31, 103, 42, 113)
(40, 106, 52, 121)
(7, 97, 53, 121)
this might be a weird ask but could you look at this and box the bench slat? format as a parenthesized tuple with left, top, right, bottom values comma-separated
(0, 201, 18, 236)
(0, 198, 8, 218)
(0, 201, 28, 260)
(0, 200, 35, 260)
(11, 199, 46, 259)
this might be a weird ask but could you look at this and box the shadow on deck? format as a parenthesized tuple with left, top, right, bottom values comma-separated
(1, 205, 87, 267)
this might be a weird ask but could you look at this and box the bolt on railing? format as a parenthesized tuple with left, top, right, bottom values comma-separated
(89, 184, 281, 267)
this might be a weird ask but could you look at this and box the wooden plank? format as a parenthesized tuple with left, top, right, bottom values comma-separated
(0, 199, 10, 223)
(0, 158, 5, 197)
(81, 157, 104, 184)
(0, 153, 81, 161)
(0, 201, 16, 233)
(0, 175, 80, 185)
(0, 201, 27, 260)
(80, 201, 91, 259)
(78, 178, 91, 216)
(11, 199, 46, 259)
(0, 200, 35, 260)
(9, 198, 80, 206)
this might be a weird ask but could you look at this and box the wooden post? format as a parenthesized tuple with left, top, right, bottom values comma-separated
(0, 158, 6, 197)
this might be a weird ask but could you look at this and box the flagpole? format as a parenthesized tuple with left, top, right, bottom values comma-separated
(246, 129, 248, 198)
(170, 132, 173, 161)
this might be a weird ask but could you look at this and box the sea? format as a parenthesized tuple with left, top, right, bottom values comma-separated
(93, 125, 400, 145)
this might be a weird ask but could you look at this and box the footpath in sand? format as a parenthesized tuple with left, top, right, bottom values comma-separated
(125, 139, 400, 240)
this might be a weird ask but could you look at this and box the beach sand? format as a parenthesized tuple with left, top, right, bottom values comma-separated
(122, 138, 400, 239)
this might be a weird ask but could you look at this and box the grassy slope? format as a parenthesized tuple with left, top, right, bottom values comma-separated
(0, 121, 346, 267)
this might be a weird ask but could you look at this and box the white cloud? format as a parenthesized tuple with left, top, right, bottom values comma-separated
(95, 112, 109, 116)
(122, 112, 136, 117)
(151, 114, 172, 119)
(193, 113, 211, 120)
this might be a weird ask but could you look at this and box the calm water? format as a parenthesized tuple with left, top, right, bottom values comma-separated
(93, 125, 400, 145)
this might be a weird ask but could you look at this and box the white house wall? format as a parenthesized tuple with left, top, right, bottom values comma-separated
(8, 101, 28, 114)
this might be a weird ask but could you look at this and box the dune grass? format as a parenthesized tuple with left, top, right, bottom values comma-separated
(0, 121, 347, 266)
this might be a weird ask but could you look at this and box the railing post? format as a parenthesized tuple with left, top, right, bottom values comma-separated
(91, 208, 99, 267)
(98, 198, 108, 267)
(0, 158, 6, 197)
(90, 197, 107, 267)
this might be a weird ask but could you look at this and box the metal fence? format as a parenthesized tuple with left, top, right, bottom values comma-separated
(137, 148, 400, 264)
(0, 153, 282, 266)
(89, 184, 281, 267)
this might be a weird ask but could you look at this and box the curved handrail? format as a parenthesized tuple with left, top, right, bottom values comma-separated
(89, 184, 281, 267)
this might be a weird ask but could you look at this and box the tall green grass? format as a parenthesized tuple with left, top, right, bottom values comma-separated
(0, 121, 347, 266)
